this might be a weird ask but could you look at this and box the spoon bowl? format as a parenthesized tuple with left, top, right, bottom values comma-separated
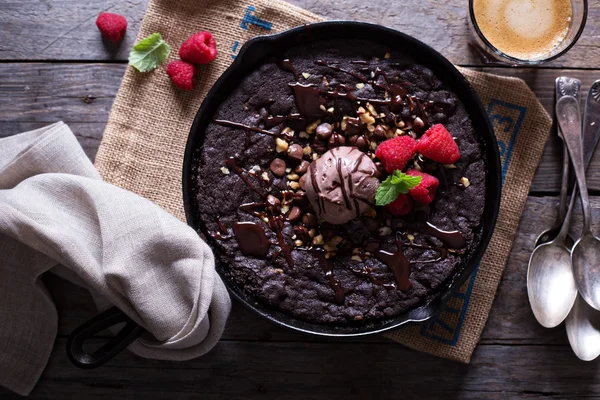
(566, 293, 600, 361)
(528, 241, 577, 327)
(572, 231, 600, 310)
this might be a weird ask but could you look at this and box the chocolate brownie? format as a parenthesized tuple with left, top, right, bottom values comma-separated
(193, 39, 486, 324)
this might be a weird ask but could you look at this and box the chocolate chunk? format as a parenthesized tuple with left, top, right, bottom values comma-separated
(373, 125, 387, 139)
(267, 194, 281, 208)
(346, 117, 362, 134)
(413, 117, 425, 133)
(315, 122, 333, 140)
(349, 135, 368, 151)
(363, 217, 380, 233)
(374, 161, 385, 177)
(293, 190, 308, 205)
(302, 213, 318, 228)
(288, 206, 301, 221)
(328, 133, 346, 149)
(311, 137, 328, 154)
(288, 144, 304, 161)
(270, 158, 286, 177)
(293, 225, 310, 242)
(294, 160, 310, 174)
(365, 241, 381, 253)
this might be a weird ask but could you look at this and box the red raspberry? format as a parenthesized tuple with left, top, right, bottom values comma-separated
(179, 31, 218, 64)
(386, 194, 413, 216)
(166, 60, 197, 91)
(375, 136, 417, 173)
(95, 12, 127, 43)
(406, 170, 439, 205)
(417, 124, 460, 164)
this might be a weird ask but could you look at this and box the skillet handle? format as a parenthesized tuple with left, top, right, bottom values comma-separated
(66, 306, 145, 369)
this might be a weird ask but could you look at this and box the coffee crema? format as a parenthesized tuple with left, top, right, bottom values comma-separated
(473, 0, 572, 60)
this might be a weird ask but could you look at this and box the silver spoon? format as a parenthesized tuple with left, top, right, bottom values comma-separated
(527, 179, 578, 327)
(535, 77, 580, 247)
(566, 80, 600, 361)
(566, 294, 600, 361)
(557, 96, 600, 311)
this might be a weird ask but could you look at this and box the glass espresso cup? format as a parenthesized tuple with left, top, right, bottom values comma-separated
(468, 0, 588, 65)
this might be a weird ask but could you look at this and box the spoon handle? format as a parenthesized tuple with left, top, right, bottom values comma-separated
(556, 77, 581, 222)
(557, 96, 591, 233)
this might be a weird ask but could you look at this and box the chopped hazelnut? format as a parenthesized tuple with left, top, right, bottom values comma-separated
(444, 164, 457, 169)
(379, 226, 392, 236)
(327, 107, 334, 114)
(359, 112, 376, 125)
(324, 243, 337, 252)
(289, 181, 301, 190)
(384, 52, 391, 59)
(306, 119, 321, 134)
(356, 83, 365, 89)
(303, 145, 312, 156)
(302, 72, 311, 79)
(294, 240, 304, 247)
(281, 127, 295, 138)
(286, 173, 300, 181)
(351, 255, 363, 262)
(220, 166, 230, 175)
(329, 236, 343, 246)
(407, 233, 415, 242)
(366, 103, 377, 117)
(299, 131, 310, 139)
(275, 138, 289, 153)
(260, 172, 270, 182)
(319, 104, 327, 112)
(312, 234, 324, 246)
(460, 177, 471, 187)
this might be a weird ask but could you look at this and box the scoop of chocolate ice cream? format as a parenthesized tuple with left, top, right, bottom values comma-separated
(299, 146, 379, 225)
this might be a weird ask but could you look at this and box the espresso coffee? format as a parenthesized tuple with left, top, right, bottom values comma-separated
(473, 0, 572, 60)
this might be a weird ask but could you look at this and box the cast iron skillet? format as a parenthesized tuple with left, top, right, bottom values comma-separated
(67, 21, 501, 368)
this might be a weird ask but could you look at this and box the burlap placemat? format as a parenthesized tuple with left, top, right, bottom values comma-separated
(95, 0, 551, 363)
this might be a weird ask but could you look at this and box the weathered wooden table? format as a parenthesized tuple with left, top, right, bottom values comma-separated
(2, 1, 600, 398)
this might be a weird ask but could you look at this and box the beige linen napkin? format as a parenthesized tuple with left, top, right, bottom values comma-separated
(96, 0, 551, 363)
(0, 122, 231, 396)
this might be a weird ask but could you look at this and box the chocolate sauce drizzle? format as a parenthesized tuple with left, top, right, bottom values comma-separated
(313, 248, 345, 304)
(223, 159, 294, 269)
(209, 57, 467, 301)
(375, 242, 412, 291)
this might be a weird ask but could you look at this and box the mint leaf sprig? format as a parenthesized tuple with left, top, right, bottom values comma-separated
(129, 33, 171, 72)
(375, 171, 422, 206)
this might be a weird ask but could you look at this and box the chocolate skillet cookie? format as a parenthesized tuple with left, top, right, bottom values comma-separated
(193, 39, 486, 324)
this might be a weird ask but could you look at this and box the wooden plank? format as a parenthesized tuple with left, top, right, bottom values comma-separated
(1, 0, 599, 69)
(2, 63, 600, 192)
(44, 195, 599, 347)
(1, 339, 598, 399)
